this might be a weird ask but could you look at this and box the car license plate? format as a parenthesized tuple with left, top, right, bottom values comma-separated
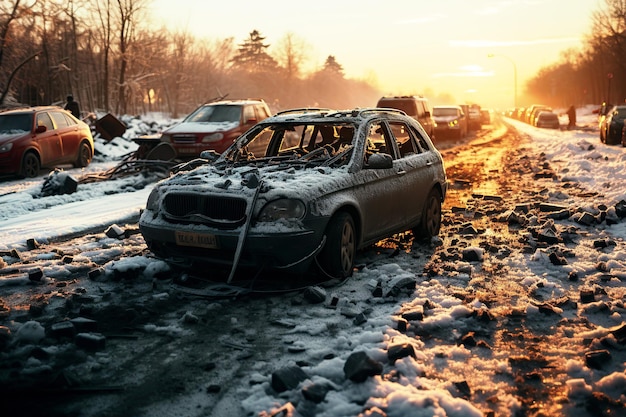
(175, 231, 218, 249)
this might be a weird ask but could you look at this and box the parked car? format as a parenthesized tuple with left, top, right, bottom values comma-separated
(432, 105, 468, 139)
(600, 105, 626, 145)
(480, 109, 491, 125)
(529, 106, 552, 126)
(140, 108, 448, 282)
(534, 111, 560, 129)
(376, 96, 436, 139)
(467, 104, 482, 130)
(0, 106, 94, 178)
(159, 99, 272, 158)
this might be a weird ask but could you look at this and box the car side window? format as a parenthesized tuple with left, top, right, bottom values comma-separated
(243, 106, 256, 124)
(36, 112, 54, 131)
(409, 125, 432, 152)
(256, 105, 270, 120)
(365, 122, 394, 161)
(389, 121, 419, 157)
(50, 111, 70, 129)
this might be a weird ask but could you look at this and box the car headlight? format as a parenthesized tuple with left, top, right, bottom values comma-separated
(146, 187, 161, 211)
(0, 142, 13, 153)
(202, 133, 224, 143)
(448, 120, 458, 127)
(258, 199, 306, 222)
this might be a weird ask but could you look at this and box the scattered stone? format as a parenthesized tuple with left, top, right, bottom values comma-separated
(70, 317, 98, 333)
(344, 351, 383, 382)
(302, 382, 332, 403)
(303, 286, 326, 304)
(615, 200, 626, 218)
(459, 332, 477, 347)
(568, 271, 579, 281)
(206, 384, 221, 393)
(396, 318, 408, 332)
(609, 323, 626, 343)
(462, 247, 484, 262)
(402, 307, 424, 322)
(353, 312, 367, 325)
(105, 224, 125, 239)
(62, 255, 73, 264)
(50, 320, 76, 338)
(454, 380, 472, 398)
(27, 267, 44, 282)
(549, 252, 568, 266)
(271, 365, 308, 393)
(575, 212, 596, 226)
(15, 320, 45, 343)
(75, 332, 106, 351)
(26, 238, 40, 250)
(584, 349, 611, 369)
(580, 289, 595, 304)
(387, 342, 416, 363)
(88, 267, 105, 280)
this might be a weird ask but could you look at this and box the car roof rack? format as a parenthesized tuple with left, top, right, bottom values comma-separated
(275, 108, 333, 117)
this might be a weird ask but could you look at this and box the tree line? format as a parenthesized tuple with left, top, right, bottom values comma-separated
(526, 0, 626, 109)
(0, 0, 380, 117)
(1, 0, 623, 118)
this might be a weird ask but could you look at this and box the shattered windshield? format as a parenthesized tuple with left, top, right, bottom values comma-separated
(219, 122, 357, 168)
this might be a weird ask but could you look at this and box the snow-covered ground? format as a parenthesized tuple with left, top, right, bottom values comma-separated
(1, 107, 625, 417)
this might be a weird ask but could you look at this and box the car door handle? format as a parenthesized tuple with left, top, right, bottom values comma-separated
(426, 160, 433, 166)
(397, 170, 406, 176)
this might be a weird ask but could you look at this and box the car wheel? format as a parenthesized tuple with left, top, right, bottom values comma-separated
(20, 152, 41, 178)
(415, 188, 442, 239)
(318, 212, 356, 279)
(75, 141, 92, 167)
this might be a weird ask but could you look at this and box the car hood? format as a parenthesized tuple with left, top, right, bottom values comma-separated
(0, 132, 27, 142)
(159, 162, 351, 203)
(165, 121, 239, 134)
(433, 116, 459, 123)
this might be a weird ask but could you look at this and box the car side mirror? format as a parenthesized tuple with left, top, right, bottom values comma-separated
(366, 153, 393, 169)
(35, 125, 47, 133)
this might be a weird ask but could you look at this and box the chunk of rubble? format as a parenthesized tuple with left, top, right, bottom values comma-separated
(271, 365, 308, 393)
(343, 351, 383, 382)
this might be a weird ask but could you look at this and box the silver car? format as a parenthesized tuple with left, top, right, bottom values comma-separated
(139, 108, 448, 281)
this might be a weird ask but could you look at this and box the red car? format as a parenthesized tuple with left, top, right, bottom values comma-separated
(159, 99, 271, 158)
(0, 106, 94, 178)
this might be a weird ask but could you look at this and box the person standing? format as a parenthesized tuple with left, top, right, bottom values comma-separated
(566, 105, 576, 130)
(65, 95, 80, 119)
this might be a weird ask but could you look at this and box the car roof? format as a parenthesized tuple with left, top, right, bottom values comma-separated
(264, 108, 410, 124)
(433, 105, 462, 109)
(0, 105, 63, 115)
(201, 99, 267, 106)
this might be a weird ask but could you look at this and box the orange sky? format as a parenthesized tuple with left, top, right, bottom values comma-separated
(150, 0, 600, 109)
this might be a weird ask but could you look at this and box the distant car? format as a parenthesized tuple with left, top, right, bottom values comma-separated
(467, 105, 482, 130)
(432, 105, 468, 139)
(480, 109, 491, 124)
(529, 106, 552, 126)
(0, 106, 94, 178)
(376, 96, 436, 139)
(600, 105, 626, 145)
(140, 108, 448, 281)
(159, 99, 271, 158)
(535, 111, 560, 129)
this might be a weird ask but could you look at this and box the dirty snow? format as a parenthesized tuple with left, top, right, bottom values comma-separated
(1, 106, 625, 417)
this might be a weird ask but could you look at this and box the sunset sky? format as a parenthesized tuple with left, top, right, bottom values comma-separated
(150, 0, 600, 109)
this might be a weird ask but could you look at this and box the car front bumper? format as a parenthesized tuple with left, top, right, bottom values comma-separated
(139, 217, 328, 274)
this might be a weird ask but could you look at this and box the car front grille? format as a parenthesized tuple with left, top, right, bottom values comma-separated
(171, 134, 198, 144)
(163, 192, 247, 227)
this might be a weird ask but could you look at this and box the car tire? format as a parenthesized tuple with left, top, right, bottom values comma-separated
(75, 141, 92, 167)
(21, 152, 41, 178)
(318, 212, 356, 279)
(414, 188, 442, 239)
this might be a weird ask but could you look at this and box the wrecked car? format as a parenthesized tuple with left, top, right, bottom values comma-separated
(139, 108, 448, 282)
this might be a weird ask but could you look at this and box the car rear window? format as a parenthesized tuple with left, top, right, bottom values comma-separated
(377, 100, 417, 117)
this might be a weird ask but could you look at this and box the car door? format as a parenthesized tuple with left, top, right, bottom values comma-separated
(50, 111, 80, 162)
(387, 120, 434, 227)
(34, 111, 63, 165)
(355, 121, 408, 243)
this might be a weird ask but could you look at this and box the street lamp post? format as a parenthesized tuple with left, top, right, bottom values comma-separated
(488, 53, 518, 108)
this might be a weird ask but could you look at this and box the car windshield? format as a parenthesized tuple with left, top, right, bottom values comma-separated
(220, 122, 357, 168)
(433, 108, 458, 117)
(614, 108, 626, 118)
(185, 105, 242, 123)
(0, 114, 32, 133)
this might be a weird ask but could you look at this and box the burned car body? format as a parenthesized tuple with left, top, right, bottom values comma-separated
(139, 108, 448, 281)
